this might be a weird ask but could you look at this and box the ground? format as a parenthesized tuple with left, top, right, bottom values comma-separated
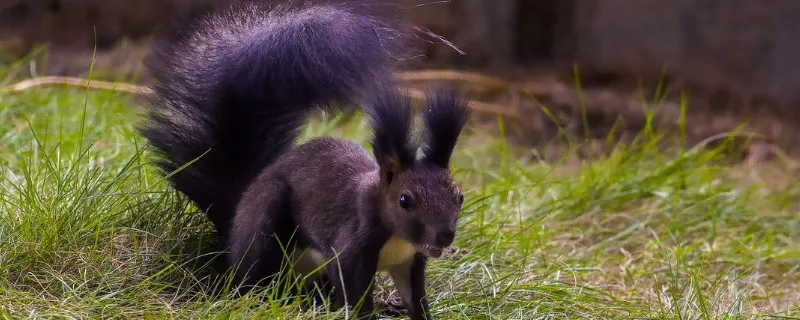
(0, 61, 798, 319)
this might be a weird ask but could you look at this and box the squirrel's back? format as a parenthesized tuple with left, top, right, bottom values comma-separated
(139, 0, 416, 239)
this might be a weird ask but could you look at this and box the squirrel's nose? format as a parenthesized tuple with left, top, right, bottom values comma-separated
(436, 228, 455, 246)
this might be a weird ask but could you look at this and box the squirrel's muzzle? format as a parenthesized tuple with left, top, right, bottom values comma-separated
(435, 228, 456, 247)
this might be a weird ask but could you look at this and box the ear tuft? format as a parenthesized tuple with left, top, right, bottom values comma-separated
(365, 85, 416, 172)
(421, 87, 470, 168)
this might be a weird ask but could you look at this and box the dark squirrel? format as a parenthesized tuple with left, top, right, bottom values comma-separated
(140, 1, 470, 319)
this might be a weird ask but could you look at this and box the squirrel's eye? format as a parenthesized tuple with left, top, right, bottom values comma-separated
(458, 193, 464, 205)
(399, 194, 412, 210)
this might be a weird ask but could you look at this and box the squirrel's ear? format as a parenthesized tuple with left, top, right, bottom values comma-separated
(421, 87, 470, 168)
(365, 86, 416, 182)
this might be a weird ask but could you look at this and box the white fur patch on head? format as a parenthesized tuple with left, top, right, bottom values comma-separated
(377, 236, 417, 271)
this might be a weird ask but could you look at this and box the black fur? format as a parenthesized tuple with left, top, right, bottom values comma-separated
(365, 86, 417, 171)
(140, 0, 414, 241)
(408, 253, 430, 318)
(422, 88, 471, 168)
(140, 1, 470, 319)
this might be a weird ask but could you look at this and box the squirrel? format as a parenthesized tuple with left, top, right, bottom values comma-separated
(140, 1, 470, 319)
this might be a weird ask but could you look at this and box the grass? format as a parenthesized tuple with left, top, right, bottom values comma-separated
(0, 61, 799, 319)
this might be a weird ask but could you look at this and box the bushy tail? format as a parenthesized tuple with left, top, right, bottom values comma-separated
(140, 0, 415, 240)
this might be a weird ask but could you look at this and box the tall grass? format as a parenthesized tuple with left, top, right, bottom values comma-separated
(0, 61, 798, 319)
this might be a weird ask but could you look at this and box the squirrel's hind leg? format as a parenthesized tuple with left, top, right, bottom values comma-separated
(227, 177, 293, 295)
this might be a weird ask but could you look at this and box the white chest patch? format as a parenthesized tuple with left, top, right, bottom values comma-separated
(377, 236, 417, 271)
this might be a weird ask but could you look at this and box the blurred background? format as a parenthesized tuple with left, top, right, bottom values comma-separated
(2, 0, 798, 160)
